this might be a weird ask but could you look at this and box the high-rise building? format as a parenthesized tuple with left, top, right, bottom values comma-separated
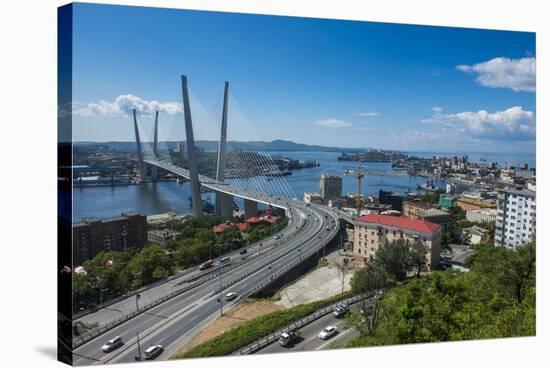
(175, 142, 185, 159)
(495, 188, 536, 248)
(320, 174, 342, 202)
(72, 212, 147, 265)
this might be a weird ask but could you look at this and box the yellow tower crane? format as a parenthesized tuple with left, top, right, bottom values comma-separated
(344, 165, 366, 217)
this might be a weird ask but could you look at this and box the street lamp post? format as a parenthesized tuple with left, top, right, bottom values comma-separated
(135, 293, 140, 311)
(96, 276, 103, 306)
(218, 274, 223, 316)
(135, 332, 142, 361)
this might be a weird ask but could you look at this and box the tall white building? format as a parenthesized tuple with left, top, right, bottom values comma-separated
(495, 188, 536, 248)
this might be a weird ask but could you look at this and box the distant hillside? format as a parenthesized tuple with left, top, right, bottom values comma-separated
(75, 139, 366, 153)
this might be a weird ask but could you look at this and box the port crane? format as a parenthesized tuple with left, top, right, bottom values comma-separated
(344, 165, 366, 217)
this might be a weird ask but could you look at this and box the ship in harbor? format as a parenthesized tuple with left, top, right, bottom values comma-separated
(264, 169, 292, 177)
(417, 180, 440, 192)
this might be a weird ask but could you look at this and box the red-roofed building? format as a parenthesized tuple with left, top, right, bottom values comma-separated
(237, 222, 249, 232)
(245, 216, 262, 225)
(245, 214, 279, 226)
(260, 215, 278, 224)
(213, 223, 231, 235)
(353, 213, 441, 269)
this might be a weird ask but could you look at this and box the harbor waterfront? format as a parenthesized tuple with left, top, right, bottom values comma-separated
(73, 150, 534, 222)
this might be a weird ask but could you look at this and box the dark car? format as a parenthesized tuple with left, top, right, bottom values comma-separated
(239, 248, 248, 255)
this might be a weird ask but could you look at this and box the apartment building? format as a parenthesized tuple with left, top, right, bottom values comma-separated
(495, 188, 536, 248)
(353, 213, 441, 270)
(402, 199, 434, 219)
(72, 212, 147, 265)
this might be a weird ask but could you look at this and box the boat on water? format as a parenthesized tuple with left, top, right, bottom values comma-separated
(417, 180, 440, 192)
(264, 169, 292, 177)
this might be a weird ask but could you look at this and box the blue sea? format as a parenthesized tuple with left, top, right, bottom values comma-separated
(72, 150, 535, 222)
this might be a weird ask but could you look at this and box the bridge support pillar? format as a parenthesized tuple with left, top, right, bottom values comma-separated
(150, 165, 158, 180)
(132, 109, 147, 183)
(181, 75, 203, 217)
(244, 199, 258, 219)
(216, 192, 233, 217)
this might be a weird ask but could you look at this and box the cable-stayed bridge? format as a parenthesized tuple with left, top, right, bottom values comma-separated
(133, 76, 312, 219)
(72, 76, 348, 365)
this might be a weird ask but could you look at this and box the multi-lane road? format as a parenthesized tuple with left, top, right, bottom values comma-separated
(256, 302, 364, 354)
(73, 199, 341, 365)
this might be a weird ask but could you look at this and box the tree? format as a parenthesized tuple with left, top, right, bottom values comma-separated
(335, 259, 350, 294)
(349, 262, 391, 336)
(127, 244, 174, 287)
(409, 241, 427, 277)
(375, 239, 411, 282)
(344, 240, 536, 348)
(468, 241, 535, 303)
(351, 262, 392, 294)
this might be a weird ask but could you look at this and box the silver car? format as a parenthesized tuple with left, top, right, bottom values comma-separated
(101, 336, 122, 352)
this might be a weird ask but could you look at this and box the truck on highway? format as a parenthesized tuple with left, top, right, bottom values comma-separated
(278, 330, 300, 347)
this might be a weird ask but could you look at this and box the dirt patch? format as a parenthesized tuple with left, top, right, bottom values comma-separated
(175, 298, 284, 355)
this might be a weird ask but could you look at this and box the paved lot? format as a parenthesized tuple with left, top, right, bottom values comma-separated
(276, 250, 355, 308)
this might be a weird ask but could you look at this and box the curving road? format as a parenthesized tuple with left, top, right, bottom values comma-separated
(73, 198, 341, 365)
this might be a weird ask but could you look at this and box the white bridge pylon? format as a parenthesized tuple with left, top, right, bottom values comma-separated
(132, 75, 294, 218)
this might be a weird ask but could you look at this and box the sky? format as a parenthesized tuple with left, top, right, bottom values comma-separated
(68, 3, 536, 154)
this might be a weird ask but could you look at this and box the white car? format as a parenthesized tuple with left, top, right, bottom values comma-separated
(144, 345, 163, 360)
(101, 336, 122, 352)
(225, 292, 238, 301)
(318, 326, 338, 340)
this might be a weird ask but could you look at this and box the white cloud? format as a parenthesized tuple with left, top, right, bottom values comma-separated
(422, 106, 535, 141)
(355, 112, 379, 117)
(456, 57, 535, 92)
(71, 94, 183, 117)
(313, 118, 353, 128)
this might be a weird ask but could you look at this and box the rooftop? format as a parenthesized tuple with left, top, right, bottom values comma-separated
(423, 208, 450, 217)
(499, 187, 536, 198)
(405, 200, 433, 209)
(356, 213, 440, 234)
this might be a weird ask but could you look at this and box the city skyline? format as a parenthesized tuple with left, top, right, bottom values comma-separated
(70, 3, 535, 153)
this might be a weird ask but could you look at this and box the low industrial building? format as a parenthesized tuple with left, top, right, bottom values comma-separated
(147, 229, 183, 245)
(464, 225, 490, 245)
(303, 192, 323, 204)
(456, 194, 497, 211)
(353, 213, 441, 270)
(439, 194, 457, 210)
(466, 208, 497, 223)
(421, 208, 452, 230)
